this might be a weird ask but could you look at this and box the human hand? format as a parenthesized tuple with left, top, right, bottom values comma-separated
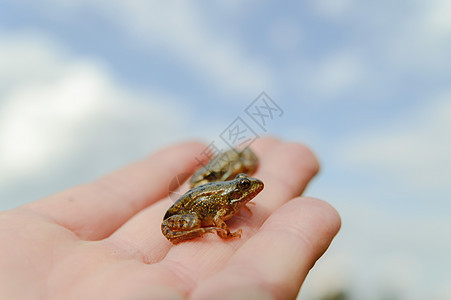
(0, 138, 340, 299)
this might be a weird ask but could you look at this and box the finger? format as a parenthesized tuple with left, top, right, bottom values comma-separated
(248, 136, 283, 159)
(256, 141, 320, 210)
(108, 139, 320, 274)
(105, 138, 282, 251)
(158, 141, 320, 278)
(24, 141, 206, 240)
(221, 141, 320, 236)
(106, 138, 284, 262)
(190, 197, 341, 299)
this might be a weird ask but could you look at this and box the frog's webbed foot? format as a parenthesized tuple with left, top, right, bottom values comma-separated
(215, 226, 242, 239)
(213, 209, 243, 240)
(223, 228, 242, 239)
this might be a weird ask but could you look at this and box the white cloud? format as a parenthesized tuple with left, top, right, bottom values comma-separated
(300, 192, 451, 300)
(308, 0, 354, 19)
(438, 279, 451, 300)
(305, 0, 451, 100)
(31, 1, 274, 98)
(337, 94, 451, 189)
(423, 0, 451, 37)
(267, 19, 303, 53)
(382, 0, 451, 73)
(308, 51, 365, 98)
(118, 1, 274, 97)
(0, 30, 188, 186)
(0, 31, 66, 93)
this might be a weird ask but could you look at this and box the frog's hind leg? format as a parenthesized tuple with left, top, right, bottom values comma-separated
(163, 227, 219, 244)
(161, 213, 219, 244)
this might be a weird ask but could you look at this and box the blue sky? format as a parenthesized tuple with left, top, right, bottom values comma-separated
(1, 1, 450, 299)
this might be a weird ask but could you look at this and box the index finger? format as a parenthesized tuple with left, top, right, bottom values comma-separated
(23, 141, 206, 240)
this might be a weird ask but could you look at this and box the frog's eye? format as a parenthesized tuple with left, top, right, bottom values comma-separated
(238, 177, 251, 190)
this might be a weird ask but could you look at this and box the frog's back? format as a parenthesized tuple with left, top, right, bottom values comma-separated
(191, 150, 239, 179)
(163, 192, 193, 220)
(189, 148, 258, 188)
(211, 149, 241, 171)
(163, 182, 231, 220)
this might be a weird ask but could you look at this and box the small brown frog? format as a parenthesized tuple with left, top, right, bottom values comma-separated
(162, 174, 264, 244)
(189, 147, 259, 188)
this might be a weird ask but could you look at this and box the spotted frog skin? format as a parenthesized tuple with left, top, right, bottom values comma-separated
(162, 174, 264, 244)
(189, 147, 259, 188)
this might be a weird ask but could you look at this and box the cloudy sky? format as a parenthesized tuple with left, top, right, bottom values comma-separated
(1, 1, 450, 299)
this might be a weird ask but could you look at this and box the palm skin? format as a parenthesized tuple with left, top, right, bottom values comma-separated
(0, 138, 341, 299)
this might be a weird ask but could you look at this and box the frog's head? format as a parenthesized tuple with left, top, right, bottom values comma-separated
(229, 173, 264, 206)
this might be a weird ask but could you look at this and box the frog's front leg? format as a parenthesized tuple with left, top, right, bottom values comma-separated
(161, 213, 218, 244)
(213, 208, 242, 240)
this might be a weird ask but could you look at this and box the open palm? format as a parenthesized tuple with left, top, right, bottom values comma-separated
(0, 138, 340, 299)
